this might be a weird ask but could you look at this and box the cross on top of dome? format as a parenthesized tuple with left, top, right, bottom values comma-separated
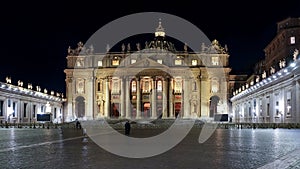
(155, 18, 165, 37)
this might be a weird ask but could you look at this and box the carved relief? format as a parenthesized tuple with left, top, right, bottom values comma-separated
(76, 78, 85, 94)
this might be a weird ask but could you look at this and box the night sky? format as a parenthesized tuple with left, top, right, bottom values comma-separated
(1, 1, 300, 95)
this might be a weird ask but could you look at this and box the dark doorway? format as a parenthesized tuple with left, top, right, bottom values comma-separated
(143, 102, 150, 118)
(111, 103, 120, 118)
(175, 102, 181, 118)
(75, 96, 85, 118)
(209, 96, 220, 117)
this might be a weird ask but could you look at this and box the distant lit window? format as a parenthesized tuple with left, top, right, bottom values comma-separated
(157, 59, 162, 64)
(290, 36, 296, 44)
(112, 81, 119, 94)
(112, 59, 119, 66)
(192, 59, 198, 66)
(98, 60, 102, 67)
(131, 59, 136, 64)
(212, 57, 219, 65)
(174, 79, 182, 93)
(211, 78, 219, 93)
(97, 81, 102, 92)
(131, 81, 136, 92)
(143, 81, 150, 93)
(175, 59, 182, 65)
(287, 91, 291, 116)
(157, 80, 162, 92)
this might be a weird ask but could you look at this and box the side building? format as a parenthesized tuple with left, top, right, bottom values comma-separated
(231, 17, 300, 123)
(0, 78, 65, 124)
(64, 21, 232, 121)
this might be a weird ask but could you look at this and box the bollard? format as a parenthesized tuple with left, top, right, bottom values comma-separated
(5, 121, 8, 128)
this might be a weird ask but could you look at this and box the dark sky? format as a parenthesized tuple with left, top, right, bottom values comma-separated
(1, 1, 300, 94)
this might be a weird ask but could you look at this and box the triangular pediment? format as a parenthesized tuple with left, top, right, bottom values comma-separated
(127, 57, 170, 69)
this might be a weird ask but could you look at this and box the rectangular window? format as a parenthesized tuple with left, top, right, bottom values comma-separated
(112, 81, 119, 94)
(54, 108, 57, 119)
(287, 91, 291, 116)
(174, 79, 182, 93)
(112, 59, 119, 66)
(175, 59, 182, 65)
(97, 82, 102, 91)
(212, 57, 219, 65)
(0, 100, 3, 116)
(157, 81, 162, 92)
(24, 103, 27, 117)
(157, 59, 162, 64)
(259, 99, 262, 116)
(192, 59, 198, 66)
(33, 105, 36, 117)
(290, 36, 296, 44)
(131, 59, 136, 64)
(267, 103, 270, 116)
(8, 99, 11, 107)
(97, 60, 103, 67)
(13, 102, 16, 117)
(131, 81, 136, 92)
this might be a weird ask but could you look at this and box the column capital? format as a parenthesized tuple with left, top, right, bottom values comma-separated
(135, 76, 141, 81)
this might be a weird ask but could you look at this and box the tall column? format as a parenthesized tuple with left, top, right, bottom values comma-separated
(197, 76, 201, 117)
(105, 78, 110, 117)
(66, 77, 73, 122)
(86, 77, 94, 120)
(136, 78, 141, 119)
(29, 102, 32, 123)
(162, 79, 168, 118)
(72, 100, 76, 119)
(125, 77, 131, 119)
(296, 81, 300, 123)
(183, 77, 190, 118)
(151, 78, 157, 119)
(269, 92, 274, 123)
(120, 77, 125, 118)
(292, 81, 300, 123)
(169, 78, 174, 118)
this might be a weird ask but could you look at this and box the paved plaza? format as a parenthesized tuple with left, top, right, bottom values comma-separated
(1, 125, 300, 169)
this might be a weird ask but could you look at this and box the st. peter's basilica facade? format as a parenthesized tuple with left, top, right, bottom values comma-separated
(64, 21, 231, 121)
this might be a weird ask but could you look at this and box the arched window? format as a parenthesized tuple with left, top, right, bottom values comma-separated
(157, 80, 162, 92)
(112, 80, 119, 94)
(131, 81, 136, 92)
(174, 79, 182, 93)
(211, 78, 219, 93)
(75, 96, 85, 118)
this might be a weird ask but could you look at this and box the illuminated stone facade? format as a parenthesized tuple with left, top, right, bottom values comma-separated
(64, 22, 231, 121)
(0, 78, 65, 124)
(231, 18, 300, 123)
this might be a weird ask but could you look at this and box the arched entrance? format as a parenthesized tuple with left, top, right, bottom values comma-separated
(209, 96, 220, 117)
(75, 96, 85, 118)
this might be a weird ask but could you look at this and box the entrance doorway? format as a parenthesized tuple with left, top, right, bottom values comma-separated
(75, 96, 85, 118)
(209, 96, 220, 117)
(143, 102, 150, 118)
(111, 103, 120, 118)
(175, 102, 181, 118)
